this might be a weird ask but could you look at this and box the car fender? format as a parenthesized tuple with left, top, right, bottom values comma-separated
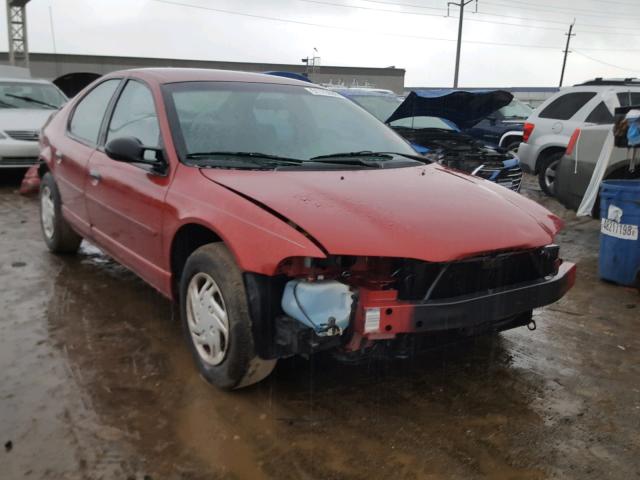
(162, 168, 327, 294)
(499, 130, 523, 148)
(531, 134, 568, 170)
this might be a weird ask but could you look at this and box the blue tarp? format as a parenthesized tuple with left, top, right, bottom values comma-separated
(386, 89, 513, 129)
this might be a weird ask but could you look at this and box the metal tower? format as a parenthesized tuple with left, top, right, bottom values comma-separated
(6, 0, 31, 68)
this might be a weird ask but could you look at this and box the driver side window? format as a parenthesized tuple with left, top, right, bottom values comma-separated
(106, 80, 160, 148)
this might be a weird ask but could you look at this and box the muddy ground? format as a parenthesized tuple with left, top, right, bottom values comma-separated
(0, 170, 638, 480)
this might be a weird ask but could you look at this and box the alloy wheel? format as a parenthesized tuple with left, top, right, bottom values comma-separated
(544, 158, 560, 192)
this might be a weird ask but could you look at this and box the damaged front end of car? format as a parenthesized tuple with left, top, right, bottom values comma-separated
(244, 248, 576, 361)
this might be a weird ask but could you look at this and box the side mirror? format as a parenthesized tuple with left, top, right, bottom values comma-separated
(105, 136, 166, 173)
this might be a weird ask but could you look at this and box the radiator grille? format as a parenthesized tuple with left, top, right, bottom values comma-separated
(0, 156, 39, 166)
(5, 130, 40, 142)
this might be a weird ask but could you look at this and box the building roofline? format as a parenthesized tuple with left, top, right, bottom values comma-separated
(0, 51, 405, 75)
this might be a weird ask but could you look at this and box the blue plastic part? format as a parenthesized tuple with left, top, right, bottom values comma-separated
(598, 180, 640, 286)
(281, 280, 354, 335)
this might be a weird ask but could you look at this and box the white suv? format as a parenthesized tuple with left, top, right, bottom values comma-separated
(517, 78, 640, 195)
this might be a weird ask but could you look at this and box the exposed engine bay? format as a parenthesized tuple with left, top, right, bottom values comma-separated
(391, 126, 514, 173)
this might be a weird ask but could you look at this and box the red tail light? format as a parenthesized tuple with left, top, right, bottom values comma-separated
(523, 122, 535, 143)
(566, 128, 581, 156)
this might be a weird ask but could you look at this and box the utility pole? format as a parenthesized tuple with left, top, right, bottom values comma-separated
(5, 0, 31, 68)
(448, 0, 477, 88)
(559, 20, 576, 88)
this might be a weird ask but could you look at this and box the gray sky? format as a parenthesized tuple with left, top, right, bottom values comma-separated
(2, 0, 639, 87)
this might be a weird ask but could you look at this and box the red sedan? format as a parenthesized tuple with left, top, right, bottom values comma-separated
(37, 69, 576, 389)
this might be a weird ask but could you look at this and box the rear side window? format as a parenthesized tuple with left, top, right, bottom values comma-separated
(585, 102, 614, 124)
(69, 79, 120, 144)
(538, 92, 597, 120)
(617, 92, 640, 107)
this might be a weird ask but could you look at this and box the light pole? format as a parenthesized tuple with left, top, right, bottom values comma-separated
(559, 20, 576, 88)
(448, 0, 477, 88)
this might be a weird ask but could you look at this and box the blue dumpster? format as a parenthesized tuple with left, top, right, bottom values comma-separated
(599, 179, 640, 286)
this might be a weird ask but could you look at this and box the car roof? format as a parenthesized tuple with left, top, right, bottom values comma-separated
(108, 68, 316, 87)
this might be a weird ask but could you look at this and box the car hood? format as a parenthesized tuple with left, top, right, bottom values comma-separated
(387, 89, 514, 129)
(0, 109, 55, 131)
(200, 165, 562, 263)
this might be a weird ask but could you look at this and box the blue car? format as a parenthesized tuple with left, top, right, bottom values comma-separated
(463, 96, 533, 154)
(335, 88, 524, 192)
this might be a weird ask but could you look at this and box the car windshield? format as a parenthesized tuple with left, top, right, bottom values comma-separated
(164, 82, 416, 164)
(348, 94, 403, 122)
(0, 81, 67, 109)
(389, 116, 457, 130)
(498, 98, 533, 119)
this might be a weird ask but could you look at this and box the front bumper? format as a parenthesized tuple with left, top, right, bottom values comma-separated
(0, 140, 39, 168)
(353, 261, 576, 340)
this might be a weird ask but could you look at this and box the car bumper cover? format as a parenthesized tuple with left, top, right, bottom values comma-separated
(353, 261, 577, 339)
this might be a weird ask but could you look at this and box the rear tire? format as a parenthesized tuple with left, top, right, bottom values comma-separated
(537, 152, 563, 196)
(179, 243, 276, 389)
(39, 172, 82, 254)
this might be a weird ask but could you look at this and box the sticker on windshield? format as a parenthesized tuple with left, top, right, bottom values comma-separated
(305, 87, 343, 98)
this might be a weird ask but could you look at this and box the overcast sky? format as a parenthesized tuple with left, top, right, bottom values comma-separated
(1, 0, 639, 87)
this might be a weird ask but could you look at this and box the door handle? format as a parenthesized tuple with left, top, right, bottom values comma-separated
(55, 151, 63, 164)
(89, 170, 102, 182)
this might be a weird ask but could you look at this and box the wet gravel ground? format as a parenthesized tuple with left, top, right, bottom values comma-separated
(0, 170, 639, 480)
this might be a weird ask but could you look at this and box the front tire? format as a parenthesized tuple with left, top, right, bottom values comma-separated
(504, 141, 521, 156)
(537, 152, 563, 196)
(179, 243, 276, 389)
(39, 172, 82, 254)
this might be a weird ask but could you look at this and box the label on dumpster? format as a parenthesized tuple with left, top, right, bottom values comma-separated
(607, 205, 623, 223)
(601, 219, 638, 240)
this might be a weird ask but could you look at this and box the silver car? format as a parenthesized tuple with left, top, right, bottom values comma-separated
(517, 78, 640, 195)
(0, 77, 67, 169)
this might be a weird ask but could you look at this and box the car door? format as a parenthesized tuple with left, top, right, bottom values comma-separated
(56, 79, 121, 234)
(84, 79, 170, 290)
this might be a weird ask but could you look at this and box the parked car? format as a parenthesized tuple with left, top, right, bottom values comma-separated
(0, 76, 67, 169)
(336, 88, 524, 191)
(464, 97, 533, 153)
(555, 104, 640, 214)
(38, 69, 576, 389)
(517, 78, 640, 195)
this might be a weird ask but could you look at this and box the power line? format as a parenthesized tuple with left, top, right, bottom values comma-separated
(572, 49, 640, 74)
(298, 0, 446, 18)
(151, 0, 638, 53)
(482, 0, 640, 19)
(360, 0, 445, 12)
(307, 0, 640, 34)
(151, 0, 559, 49)
(528, 0, 640, 7)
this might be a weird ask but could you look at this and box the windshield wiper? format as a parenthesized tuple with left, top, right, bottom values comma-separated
(4, 94, 59, 109)
(186, 151, 306, 166)
(310, 151, 393, 161)
(310, 151, 428, 163)
(0, 99, 18, 108)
